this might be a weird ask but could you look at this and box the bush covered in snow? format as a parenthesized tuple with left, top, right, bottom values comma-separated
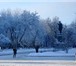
(0, 34, 11, 49)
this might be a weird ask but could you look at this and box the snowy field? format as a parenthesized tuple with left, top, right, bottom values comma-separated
(0, 48, 76, 60)
(0, 60, 76, 66)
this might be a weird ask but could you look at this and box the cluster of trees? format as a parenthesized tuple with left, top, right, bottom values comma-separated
(0, 10, 76, 52)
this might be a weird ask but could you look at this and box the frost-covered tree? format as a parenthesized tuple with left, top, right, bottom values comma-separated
(0, 10, 41, 49)
(69, 22, 76, 48)
(0, 9, 75, 52)
(45, 17, 59, 47)
(0, 33, 11, 49)
(20, 10, 41, 47)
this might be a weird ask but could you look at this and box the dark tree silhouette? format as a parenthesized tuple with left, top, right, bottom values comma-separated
(13, 48, 17, 58)
(35, 45, 40, 53)
(58, 21, 63, 33)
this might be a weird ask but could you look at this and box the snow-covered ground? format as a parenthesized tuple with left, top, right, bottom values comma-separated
(0, 61, 76, 66)
(0, 48, 76, 60)
(0, 48, 53, 56)
(28, 48, 76, 57)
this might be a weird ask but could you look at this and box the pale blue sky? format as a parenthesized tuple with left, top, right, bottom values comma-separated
(0, 0, 76, 2)
(0, 1, 76, 25)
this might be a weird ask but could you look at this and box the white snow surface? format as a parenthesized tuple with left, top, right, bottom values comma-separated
(0, 48, 53, 55)
(28, 48, 76, 57)
(0, 48, 75, 57)
(0, 48, 76, 60)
